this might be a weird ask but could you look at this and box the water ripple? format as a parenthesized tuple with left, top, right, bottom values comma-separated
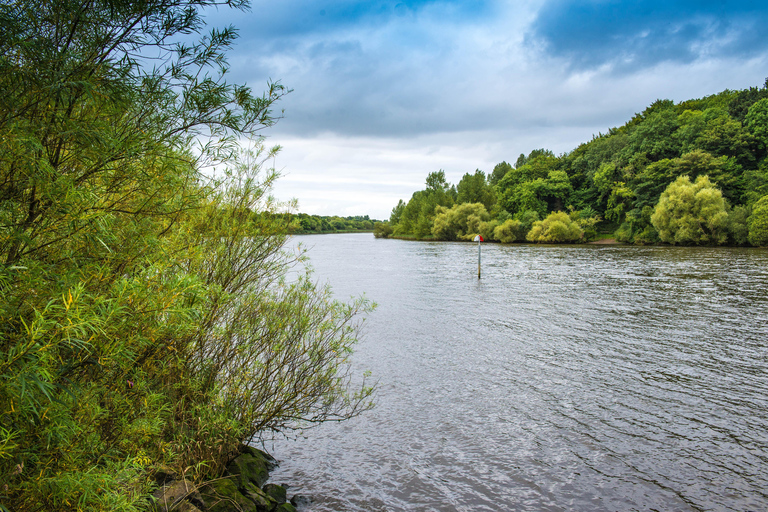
(268, 235, 768, 512)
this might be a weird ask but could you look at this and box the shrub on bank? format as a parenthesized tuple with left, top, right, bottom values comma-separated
(748, 195, 768, 246)
(527, 211, 585, 243)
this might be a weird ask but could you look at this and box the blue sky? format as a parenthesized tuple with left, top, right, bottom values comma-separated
(204, 0, 768, 220)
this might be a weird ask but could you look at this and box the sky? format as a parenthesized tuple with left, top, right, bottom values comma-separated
(202, 0, 768, 220)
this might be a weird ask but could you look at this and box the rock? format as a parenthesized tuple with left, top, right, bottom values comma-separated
(239, 444, 278, 471)
(262, 483, 287, 504)
(153, 468, 179, 485)
(242, 481, 277, 512)
(289, 495, 312, 508)
(274, 503, 297, 512)
(168, 502, 203, 512)
(150, 479, 202, 512)
(200, 478, 258, 512)
(227, 453, 271, 489)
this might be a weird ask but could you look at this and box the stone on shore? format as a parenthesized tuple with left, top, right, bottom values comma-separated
(152, 444, 307, 512)
(150, 479, 203, 512)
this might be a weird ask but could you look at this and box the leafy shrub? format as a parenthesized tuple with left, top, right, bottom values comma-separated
(431, 203, 490, 241)
(373, 221, 394, 238)
(478, 219, 501, 242)
(493, 219, 525, 243)
(728, 205, 751, 245)
(748, 195, 768, 246)
(526, 211, 584, 243)
(615, 222, 634, 243)
(650, 175, 729, 245)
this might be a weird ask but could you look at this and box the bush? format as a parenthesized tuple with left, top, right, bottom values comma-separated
(493, 219, 525, 243)
(478, 219, 501, 242)
(650, 175, 729, 245)
(748, 195, 768, 246)
(728, 205, 751, 245)
(569, 208, 601, 241)
(526, 211, 584, 243)
(373, 221, 394, 238)
(431, 203, 490, 241)
(516, 209, 541, 235)
(615, 222, 634, 243)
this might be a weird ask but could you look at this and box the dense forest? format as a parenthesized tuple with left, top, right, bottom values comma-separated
(376, 81, 768, 246)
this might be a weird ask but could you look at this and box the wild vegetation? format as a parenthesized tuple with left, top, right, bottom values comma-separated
(378, 82, 768, 246)
(0, 1, 373, 510)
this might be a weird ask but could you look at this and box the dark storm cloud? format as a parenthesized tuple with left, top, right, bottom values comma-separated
(222, 0, 493, 42)
(528, 0, 768, 70)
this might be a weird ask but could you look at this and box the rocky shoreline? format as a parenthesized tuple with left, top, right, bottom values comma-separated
(150, 445, 307, 512)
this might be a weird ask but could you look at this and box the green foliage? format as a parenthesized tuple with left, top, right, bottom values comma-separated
(496, 155, 557, 216)
(743, 159, 768, 205)
(748, 195, 768, 246)
(373, 221, 394, 238)
(393, 171, 455, 238)
(457, 170, 496, 210)
(728, 205, 751, 246)
(477, 219, 501, 242)
(745, 98, 768, 153)
(0, 2, 372, 510)
(633, 150, 742, 208)
(728, 78, 768, 123)
(526, 211, 584, 243)
(569, 209, 602, 242)
(390, 199, 406, 224)
(386, 79, 768, 246)
(650, 175, 729, 245)
(493, 219, 525, 243)
(625, 107, 681, 161)
(431, 203, 490, 241)
(291, 214, 376, 233)
(489, 161, 513, 185)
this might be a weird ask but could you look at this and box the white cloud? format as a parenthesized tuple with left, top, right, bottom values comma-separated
(205, 1, 768, 219)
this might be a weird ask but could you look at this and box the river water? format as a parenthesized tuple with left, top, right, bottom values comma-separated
(266, 233, 768, 512)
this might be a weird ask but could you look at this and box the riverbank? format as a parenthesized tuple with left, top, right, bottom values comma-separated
(151, 445, 306, 512)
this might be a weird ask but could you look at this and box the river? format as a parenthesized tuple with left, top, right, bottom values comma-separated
(265, 233, 768, 512)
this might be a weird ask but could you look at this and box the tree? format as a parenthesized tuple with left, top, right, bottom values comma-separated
(490, 161, 513, 185)
(496, 155, 557, 216)
(493, 219, 525, 243)
(431, 203, 490, 241)
(526, 211, 584, 243)
(390, 199, 406, 224)
(529, 170, 573, 212)
(748, 195, 768, 246)
(0, 1, 372, 509)
(728, 78, 768, 123)
(745, 97, 768, 154)
(373, 221, 394, 238)
(457, 169, 496, 210)
(650, 175, 729, 245)
(624, 105, 681, 162)
(696, 108, 757, 168)
(393, 171, 455, 238)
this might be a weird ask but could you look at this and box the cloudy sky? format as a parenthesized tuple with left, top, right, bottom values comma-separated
(204, 0, 768, 220)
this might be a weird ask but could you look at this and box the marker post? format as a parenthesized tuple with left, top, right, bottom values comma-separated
(473, 234, 483, 278)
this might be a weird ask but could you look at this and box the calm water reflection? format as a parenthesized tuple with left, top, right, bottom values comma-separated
(266, 234, 768, 512)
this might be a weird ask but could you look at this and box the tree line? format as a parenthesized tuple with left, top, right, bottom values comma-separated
(289, 214, 377, 233)
(0, 1, 372, 510)
(376, 81, 768, 246)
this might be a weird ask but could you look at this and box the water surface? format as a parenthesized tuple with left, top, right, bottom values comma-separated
(267, 234, 768, 512)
